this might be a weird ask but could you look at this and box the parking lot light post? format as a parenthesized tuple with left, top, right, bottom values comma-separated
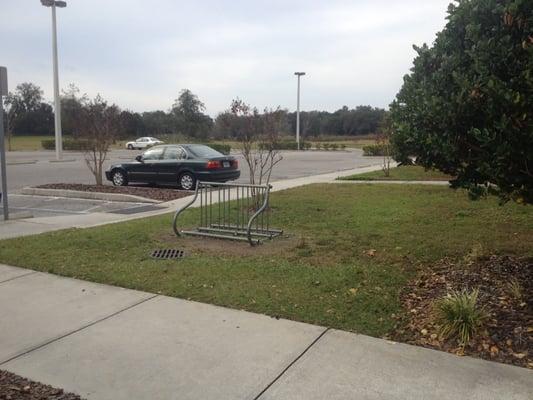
(294, 72, 305, 151)
(41, 0, 67, 161)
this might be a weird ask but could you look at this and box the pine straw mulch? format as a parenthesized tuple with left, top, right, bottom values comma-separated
(388, 255, 532, 369)
(36, 183, 192, 202)
(0, 370, 84, 400)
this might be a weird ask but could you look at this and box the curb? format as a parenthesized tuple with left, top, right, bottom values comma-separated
(0, 211, 33, 221)
(48, 159, 77, 163)
(331, 180, 450, 185)
(6, 160, 38, 166)
(20, 187, 160, 204)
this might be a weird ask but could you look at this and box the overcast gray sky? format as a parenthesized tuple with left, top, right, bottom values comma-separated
(1, 0, 451, 115)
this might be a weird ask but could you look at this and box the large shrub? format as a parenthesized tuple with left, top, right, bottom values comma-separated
(41, 138, 89, 151)
(390, 0, 533, 203)
(258, 140, 311, 151)
(362, 144, 388, 156)
(208, 143, 231, 155)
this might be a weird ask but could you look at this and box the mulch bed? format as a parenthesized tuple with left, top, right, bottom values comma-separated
(389, 255, 532, 369)
(36, 183, 192, 202)
(0, 370, 84, 400)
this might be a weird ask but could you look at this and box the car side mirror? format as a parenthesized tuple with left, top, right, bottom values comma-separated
(135, 155, 143, 163)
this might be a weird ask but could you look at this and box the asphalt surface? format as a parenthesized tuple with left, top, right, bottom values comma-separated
(3, 194, 151, 219)
(2, 149, 382, 218)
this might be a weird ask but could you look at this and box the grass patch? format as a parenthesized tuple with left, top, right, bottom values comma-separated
(0, 184, 531, 338)
(339, 165, 452, 181)
(7, 135, 52, 151)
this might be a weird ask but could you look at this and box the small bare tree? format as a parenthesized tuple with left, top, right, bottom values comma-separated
(75, 95, 120, 185)
(377, 113, 393, 177)
(228, 99, 283, 187)
(3, 93, 22, 152)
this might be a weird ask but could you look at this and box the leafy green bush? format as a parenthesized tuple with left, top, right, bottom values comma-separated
(362, 144, 387, 156)
(302, 141, 312, 151)
(435, 288, 486, 346)
(258, 140, 310, 151)
(340, 144, 347, 150)
(390, 0, 533, 203)
(322, 143, 331, 151)
(208, 143, 231, 155)
(41, 138, 90, 151)
(330, 143, 339, 151)
(315, 143, 322, 150)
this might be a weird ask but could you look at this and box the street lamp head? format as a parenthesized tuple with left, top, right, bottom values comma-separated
(41, 0, 67, 7)
(294, 72, 306, 76)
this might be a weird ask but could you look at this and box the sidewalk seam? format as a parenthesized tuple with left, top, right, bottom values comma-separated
(253, 327, 331, 400)
(0, 271, 37, 285)
(0, 294, 159, 366)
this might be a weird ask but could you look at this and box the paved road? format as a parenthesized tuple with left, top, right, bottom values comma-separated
(1, 264, 531, 400)
(2, 149, 381, 218)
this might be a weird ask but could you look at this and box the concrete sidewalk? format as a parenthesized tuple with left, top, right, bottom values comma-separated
(0, 264, 531, 400)
(0, 164, 389, 240)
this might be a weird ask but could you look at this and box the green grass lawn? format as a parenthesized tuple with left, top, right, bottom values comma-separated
(339, 165, 452, 181)
(6, 135, 51, 151)
(0, 184, 531, 337)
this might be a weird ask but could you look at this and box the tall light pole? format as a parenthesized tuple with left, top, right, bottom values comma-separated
(294, 72, 305, 150)
(41, 0, 67, 161)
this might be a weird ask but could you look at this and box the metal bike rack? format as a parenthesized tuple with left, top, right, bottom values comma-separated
(173, 181, 283, 246)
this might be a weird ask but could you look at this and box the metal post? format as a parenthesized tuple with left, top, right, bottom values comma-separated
(294, 72, 305, 151)
(51, 2, 63, 160)
(296, 76, 300, 150)
(0, 95, 8, 221)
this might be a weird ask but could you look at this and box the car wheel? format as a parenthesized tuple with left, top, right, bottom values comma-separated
(179, 172, 196, 190)
(111, 170, 128, 186)
(127, 144, 133, 150)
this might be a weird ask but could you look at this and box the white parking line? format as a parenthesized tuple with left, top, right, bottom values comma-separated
(2, 194, 151, 217)
(83, 204, 108, 213)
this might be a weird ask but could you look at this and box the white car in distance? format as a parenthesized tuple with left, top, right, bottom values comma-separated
(125, 137, 164, 150)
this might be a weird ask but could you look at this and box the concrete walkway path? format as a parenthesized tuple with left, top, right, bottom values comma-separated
(1, 264, 531, 400)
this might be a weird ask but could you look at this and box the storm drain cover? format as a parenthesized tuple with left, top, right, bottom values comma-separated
(151, 249, 185, 260)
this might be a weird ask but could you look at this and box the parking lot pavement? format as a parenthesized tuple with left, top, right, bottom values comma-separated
(2, 148, 382, 219)
(1, 194, 155, 218)
(5, 148, 381, 192)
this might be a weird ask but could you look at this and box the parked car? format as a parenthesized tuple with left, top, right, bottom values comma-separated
(106, 144, 240, 190)
(125, 137, 163, 150)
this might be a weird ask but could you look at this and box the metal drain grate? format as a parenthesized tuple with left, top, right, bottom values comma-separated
(151, 249, 185, 259)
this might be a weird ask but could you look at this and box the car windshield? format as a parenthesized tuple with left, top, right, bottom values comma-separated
(187, 145, 223, 159)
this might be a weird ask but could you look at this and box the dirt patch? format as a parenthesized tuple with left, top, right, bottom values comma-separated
(0, 370, 84, 400)
(156, 231, 297, 257)
(36, 183, 191, 202)
(389, 255, 532, 369)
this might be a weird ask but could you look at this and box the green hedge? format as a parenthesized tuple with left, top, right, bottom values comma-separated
(208, 143, 231, 155)
(41, 138, 90, 151)
(258, 140, 311, 151)
(362, 144, 388, 156)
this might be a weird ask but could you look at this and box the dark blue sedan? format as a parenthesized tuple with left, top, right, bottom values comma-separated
(105, 144, 240, 190)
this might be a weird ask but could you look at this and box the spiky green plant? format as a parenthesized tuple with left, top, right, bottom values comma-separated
(435, 288, 486, 347)
(507, 278, 523, 300)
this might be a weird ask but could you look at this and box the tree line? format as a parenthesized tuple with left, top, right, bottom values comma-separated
(2, 82, 385, 141)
